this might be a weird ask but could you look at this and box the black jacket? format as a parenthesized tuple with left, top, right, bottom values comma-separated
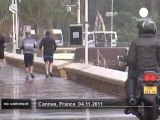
(127, 34, 160, 71)
(0, 35, 6, 51)
(39, 36, 57, 56)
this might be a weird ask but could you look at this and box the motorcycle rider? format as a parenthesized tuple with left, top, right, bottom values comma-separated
(125, 19, 160, 115)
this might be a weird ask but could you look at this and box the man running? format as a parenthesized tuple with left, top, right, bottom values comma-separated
(39, 31, 57, 78)
(21, 32, 37, 80)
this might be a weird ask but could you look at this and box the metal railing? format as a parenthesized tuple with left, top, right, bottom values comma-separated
(97, 49, 108, 68)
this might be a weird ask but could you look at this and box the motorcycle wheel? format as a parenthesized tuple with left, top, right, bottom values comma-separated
(142, 104, 156, 120)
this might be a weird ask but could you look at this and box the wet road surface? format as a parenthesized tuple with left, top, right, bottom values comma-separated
(0, 63, 138, 120)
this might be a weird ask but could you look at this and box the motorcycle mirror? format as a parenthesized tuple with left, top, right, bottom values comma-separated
(139, 7, 148, 18)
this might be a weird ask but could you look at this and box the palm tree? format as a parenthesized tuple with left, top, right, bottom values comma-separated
(19, 0, 55, 34)
(0, 0, 12, 35)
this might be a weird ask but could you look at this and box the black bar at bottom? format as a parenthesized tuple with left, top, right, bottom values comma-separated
(1, 99, 32, 109)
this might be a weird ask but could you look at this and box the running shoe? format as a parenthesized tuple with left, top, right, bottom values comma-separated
(46, 74, 49, 78)
(25, 74, 30, 80)
(49, 72, 54, 77)
(30, 73, 35, 78)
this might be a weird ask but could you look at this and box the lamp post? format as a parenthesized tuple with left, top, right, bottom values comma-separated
(9, 0, 20, 53)
(66, 0, 88, 64)
(12, 0, 15, 53)
(9, 0, 16, 53)
(77, 0, 80, 24)
(111, 0, 113, 48)
(15, 0, 19, 49)
(105, 1, 118, 48)
(85, 0, 88, 64)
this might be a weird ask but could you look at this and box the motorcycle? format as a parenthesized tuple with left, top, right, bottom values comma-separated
(117, 55, 160, 120)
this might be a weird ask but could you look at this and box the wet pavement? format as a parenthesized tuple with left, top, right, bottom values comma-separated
(0, 63, 138, 120)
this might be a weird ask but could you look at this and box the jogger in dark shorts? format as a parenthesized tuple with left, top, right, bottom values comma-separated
(39, 31, 57, 78)
(20, 32, 37, 80)
(24, 53, 34, 68)
(43, 55, 53, 63)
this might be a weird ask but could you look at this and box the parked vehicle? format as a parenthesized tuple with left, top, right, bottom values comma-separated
(83, 32, 95, 47)
(104, 31, 117, 47)
(94, 31, 117, 47)
(83, 31, 117, 47)
(50, 29, 64, 46)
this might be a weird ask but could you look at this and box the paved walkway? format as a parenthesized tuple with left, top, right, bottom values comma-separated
(0, 63, 137, 120)
(0, 63, 117, 99)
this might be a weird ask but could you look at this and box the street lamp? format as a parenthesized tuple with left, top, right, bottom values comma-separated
(66, 0, 80, 24)
(9, 0, 20, 53)
(9, 0, 17, 53)
(105, 0, 118, 48)
(15, 0, 19, 50)
(85, 0, 88, 64)
(111, 0, 113, 48)
(66, 0, 88, 64)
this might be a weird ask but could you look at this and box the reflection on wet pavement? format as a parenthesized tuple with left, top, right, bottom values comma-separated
(0, 63, 136, 120)
(0, 64, 117, 99)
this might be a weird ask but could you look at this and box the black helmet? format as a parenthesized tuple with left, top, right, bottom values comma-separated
(137, 19, 156, 36)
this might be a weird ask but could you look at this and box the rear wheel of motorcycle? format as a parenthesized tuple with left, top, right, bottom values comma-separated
(143, 106, 155, 120)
